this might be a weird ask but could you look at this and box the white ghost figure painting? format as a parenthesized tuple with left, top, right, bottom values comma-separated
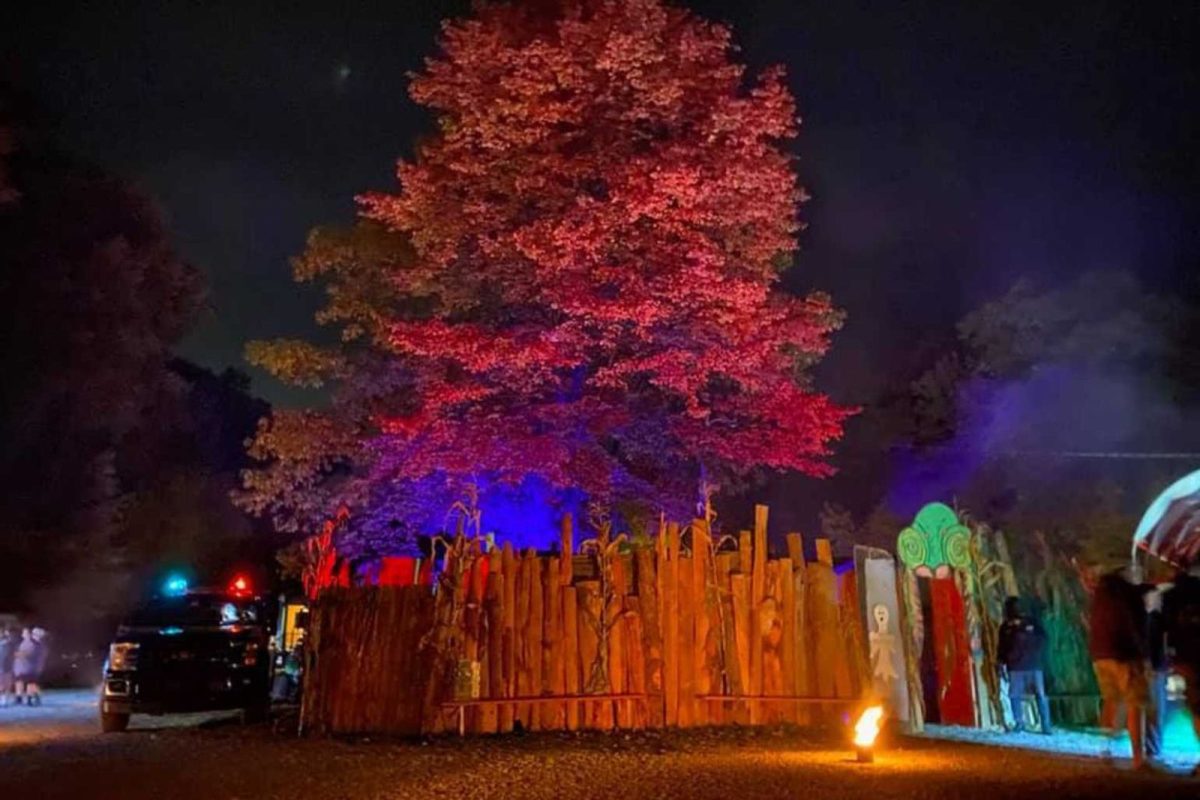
(869, 603, 899, 687)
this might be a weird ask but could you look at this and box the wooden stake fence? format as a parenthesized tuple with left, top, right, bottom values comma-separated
(301, 505, 867, 736)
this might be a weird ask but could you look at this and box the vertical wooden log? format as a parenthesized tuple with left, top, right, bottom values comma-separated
(514, 549, 530, 727)
(635, 547, 665, 727)
(625, 595, 647, 729)
(655, 514, 668, 565)
(786, 533, 805, 571)
(500, 543, 517, 732)
(762, 561, 785, 723)
(714, 551, 738, 726)
(806, 539, 839, 710)
(778, 557, 796, 722)
(560, 514, 575, 586)
(525, 550, 543, 730)
(482, 550, 503, 734)
(731, 572, 751, 725)
(815, 538, 834, 568)
(663, 522, 681, 726)
(543, 556, 563, 729)
(750, 506, 768, 724)
(677, 556, 695, 727)
(562, 585, 580, 731)
(738, 530, 752, 575)
(793, 566, 811, 725)
(692, 519, 711, 727)
(609, 553, 629, 728)
(577, 580, 601, 729)
(464, 545, 486, 733)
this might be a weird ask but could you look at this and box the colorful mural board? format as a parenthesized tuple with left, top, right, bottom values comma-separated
(856, 547, 910, 722)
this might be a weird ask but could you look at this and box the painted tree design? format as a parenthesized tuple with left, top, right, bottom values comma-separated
(242, 0, 851, 547)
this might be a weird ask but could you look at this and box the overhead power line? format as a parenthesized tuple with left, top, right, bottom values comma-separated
(883, 446, 1200, 460)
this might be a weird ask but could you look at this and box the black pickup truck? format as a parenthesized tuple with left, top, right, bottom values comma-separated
(99, 589, 270, 732)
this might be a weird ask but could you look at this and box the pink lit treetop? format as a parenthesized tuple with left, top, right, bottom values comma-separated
(240, 0, 851, 547)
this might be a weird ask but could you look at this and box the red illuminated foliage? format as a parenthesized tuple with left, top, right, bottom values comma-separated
(243, 0, 851, 537)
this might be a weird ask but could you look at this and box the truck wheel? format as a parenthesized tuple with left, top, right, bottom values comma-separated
(100, 711, 130, 733)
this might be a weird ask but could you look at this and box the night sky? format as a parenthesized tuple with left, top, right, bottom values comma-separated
(6, 0, 1200, 417)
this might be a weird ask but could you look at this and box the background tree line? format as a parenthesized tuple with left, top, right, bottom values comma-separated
(0, 80, 273, 646)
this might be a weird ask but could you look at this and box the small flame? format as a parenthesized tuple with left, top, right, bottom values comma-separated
(853, 705, 884, 748)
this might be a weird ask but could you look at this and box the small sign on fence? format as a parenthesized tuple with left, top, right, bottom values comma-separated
(454, 659, 481, 701)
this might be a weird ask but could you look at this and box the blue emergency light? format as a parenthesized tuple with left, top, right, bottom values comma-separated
(163, 574, 189, 596)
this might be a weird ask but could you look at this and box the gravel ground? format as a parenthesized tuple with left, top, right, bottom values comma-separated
(1, 693, 1197, 800)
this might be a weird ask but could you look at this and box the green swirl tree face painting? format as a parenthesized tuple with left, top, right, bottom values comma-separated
(897, 502, 971, 578)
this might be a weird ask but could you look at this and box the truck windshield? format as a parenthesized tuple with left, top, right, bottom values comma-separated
(125, 594, 259, 629)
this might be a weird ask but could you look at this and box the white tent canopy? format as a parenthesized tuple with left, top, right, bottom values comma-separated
(1132, 469, 1200, 567)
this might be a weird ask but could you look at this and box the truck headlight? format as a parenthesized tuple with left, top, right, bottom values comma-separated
(108, 642, 139, 671)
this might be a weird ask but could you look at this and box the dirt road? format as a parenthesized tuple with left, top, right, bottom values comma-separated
(0, 692, 1196, 799)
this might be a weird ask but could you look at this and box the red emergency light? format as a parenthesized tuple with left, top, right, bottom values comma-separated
(228, 574, 252, 596)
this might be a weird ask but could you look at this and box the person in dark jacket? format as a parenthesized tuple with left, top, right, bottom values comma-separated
(998, 596, 1052, 734)
(1143, 587, 1169, 763)
(1164, 566, 1200, 776)
(1089, 567, 1150, 768)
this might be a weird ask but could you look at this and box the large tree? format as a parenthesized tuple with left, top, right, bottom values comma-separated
(244, 0, 850, 547)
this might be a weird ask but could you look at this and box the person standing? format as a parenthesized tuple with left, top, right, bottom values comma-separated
(12, 627, 47, 706)
(998, 596, 1052, 734)
(1143, 586, 1169, 764)
(1164, 565, 1200, 777)
(0, 627, 15, 707)
(1089, 566, 1150, 769)
(27, 627, 48, 704)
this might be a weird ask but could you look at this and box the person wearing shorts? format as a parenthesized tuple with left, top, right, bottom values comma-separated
(1089, 567, 1150, 769)
(1092, 658, 1150, 714)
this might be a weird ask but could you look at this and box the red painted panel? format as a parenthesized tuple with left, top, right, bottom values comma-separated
(379, 557, 419, 587)
(929, 577, 975, 726)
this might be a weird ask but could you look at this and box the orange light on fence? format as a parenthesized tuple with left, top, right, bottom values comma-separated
(853, 705, 885, 763)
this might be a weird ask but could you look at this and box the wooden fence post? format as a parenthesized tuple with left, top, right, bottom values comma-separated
(543, 556, 563, 729)
(663, 522, 681, 726)
(500, 543, 517, 732)
(562, 584, 580, 730)
(678, 552, 695, 727)
(483, 550, 503, 733)
(730, 572, 751, 725)
(560, 514, 575, 586)
(714, 551, 738, 725)
(635, 547, 665, 727)
(750, 505, 768, 723)
(577, 580, 602, 729)
(807, 538, 839, 714)
(692, 518, 711, 727)
(609, 552, 629, 728)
